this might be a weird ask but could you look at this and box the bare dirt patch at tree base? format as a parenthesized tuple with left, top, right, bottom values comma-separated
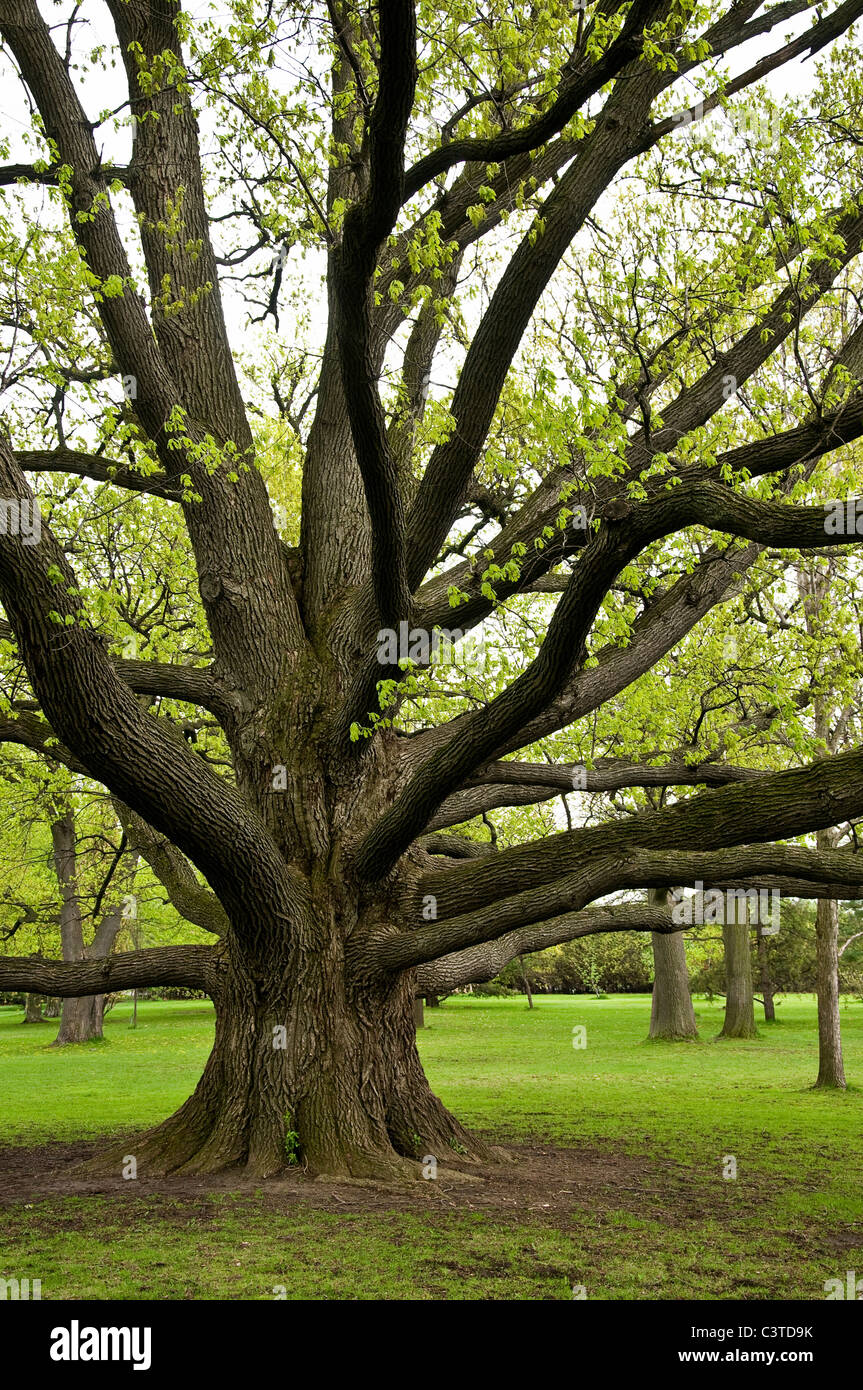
(0, 1133, 781, 1229)
(3, 1134, 859, 1296)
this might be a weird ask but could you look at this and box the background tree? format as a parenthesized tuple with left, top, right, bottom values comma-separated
(718, 899, 758, 1038)
(648, 887, 698, 1039)
(23, 992, 43, 1023)
(46, 800, 138, 1046)
(756, 921, 776, 1022)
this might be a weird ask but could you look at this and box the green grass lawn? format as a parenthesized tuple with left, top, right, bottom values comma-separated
(1, 993, 862, 1300)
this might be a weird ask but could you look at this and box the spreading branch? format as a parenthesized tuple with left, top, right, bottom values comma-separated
(401, 0, 666, 202)
(380, 842, 863, 974)
(356, 486, 863, 879)
(0, 944, 215, 997)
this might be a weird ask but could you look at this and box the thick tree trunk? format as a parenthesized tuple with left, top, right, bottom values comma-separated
(53, 993, 105, 1046)
(23, 992, 44, 1023)
(814, 895, 846, 1089)
(719, 915, 757, 1039)
(43, 996, 62, 1018)
(756, 926, 776, 1022)
(648, 890, 697, 1040)
(413, 997, 425, 1029)
(83, 929, 492, 1180)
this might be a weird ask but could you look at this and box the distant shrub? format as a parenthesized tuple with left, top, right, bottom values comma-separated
(144, 986, 208, 1001)
(497, 933, 653, 995)
(472, 981, 519, 997)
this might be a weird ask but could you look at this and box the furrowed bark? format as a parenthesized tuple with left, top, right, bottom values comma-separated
(0, 945, 214, 997)
(397, 843, 863, 973)
(330, 0, 416, 628)
(1, 0, 303, 690)
(4, 0, 863, 1184)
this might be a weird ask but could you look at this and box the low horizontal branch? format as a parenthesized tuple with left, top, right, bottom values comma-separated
(419, 742, 863, 921)
(391, 843, 863, 973)
(0, 944, 216, 997)
(0, 163, 131, 187)
(416, 902, 677, 995)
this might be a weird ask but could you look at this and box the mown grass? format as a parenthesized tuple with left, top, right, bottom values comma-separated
(1, 993, 861, 1300)
(3, 1195, 849, 1301)
(420, 993, 863, 1210)
(0, 998, 214, 1141)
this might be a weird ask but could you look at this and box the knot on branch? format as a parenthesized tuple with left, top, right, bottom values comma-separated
(602, 497, 633, 523)
(199, 574, 224, 602)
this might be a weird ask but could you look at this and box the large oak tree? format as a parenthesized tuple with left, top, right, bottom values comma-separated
(2, 0, 863, 1177)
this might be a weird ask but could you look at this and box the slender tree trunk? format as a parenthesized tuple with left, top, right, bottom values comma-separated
(814, 830, 846, 1088)
(649, 933, 698, 1039)
(23, 993, 44, 1023)
(814, 897, 846, 1087)
(50, 810, 105, 1046)
(47, 813, 131, 1046)
(648, 889, 697, 1039)
(756, 926, 776, 1022)
(804, 623, 847, 1084)
(413, 996, 424, 1029)
(520, 956, 534, 1009)
(719, 908, 757, 1039)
